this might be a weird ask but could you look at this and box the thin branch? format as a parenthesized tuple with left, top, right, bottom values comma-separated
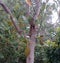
(0, 1, 26, 36)
(33, 0, 41, 20)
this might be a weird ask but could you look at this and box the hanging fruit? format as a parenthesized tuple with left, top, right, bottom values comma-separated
(24, 46, 30, 57)
(24, 42, 30, 57)
(40, 35, 44, 45)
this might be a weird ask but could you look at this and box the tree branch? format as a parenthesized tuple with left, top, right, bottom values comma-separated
(33, 0, 41, 20)
(0, 1, 23, 35)
(25, 0, 41, 37)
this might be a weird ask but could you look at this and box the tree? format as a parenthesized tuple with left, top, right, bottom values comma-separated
(0, 0, 60, 63)
(0, 0, 41, 63)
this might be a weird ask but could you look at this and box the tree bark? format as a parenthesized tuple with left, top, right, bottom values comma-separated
(26, 0, 40, 63)
(26, 18, 36, 63)
(26, 36, 36, 63)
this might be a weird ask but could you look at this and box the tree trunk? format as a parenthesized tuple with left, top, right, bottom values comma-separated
(26, 36, 36, 63)
(26, 19, 36, 63)
(25, 0, 40, 62)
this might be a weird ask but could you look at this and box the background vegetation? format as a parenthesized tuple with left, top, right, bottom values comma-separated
(0, 0, 60, 63)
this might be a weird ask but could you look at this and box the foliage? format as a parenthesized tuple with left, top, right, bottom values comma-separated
(34, 45, 48, 63)
(46, 46, 60, 63)
(45, 28, 60, 63)
(0, 24, 26, 63)
(56, 27, 60, 45)
(0, 0, 60, 63)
